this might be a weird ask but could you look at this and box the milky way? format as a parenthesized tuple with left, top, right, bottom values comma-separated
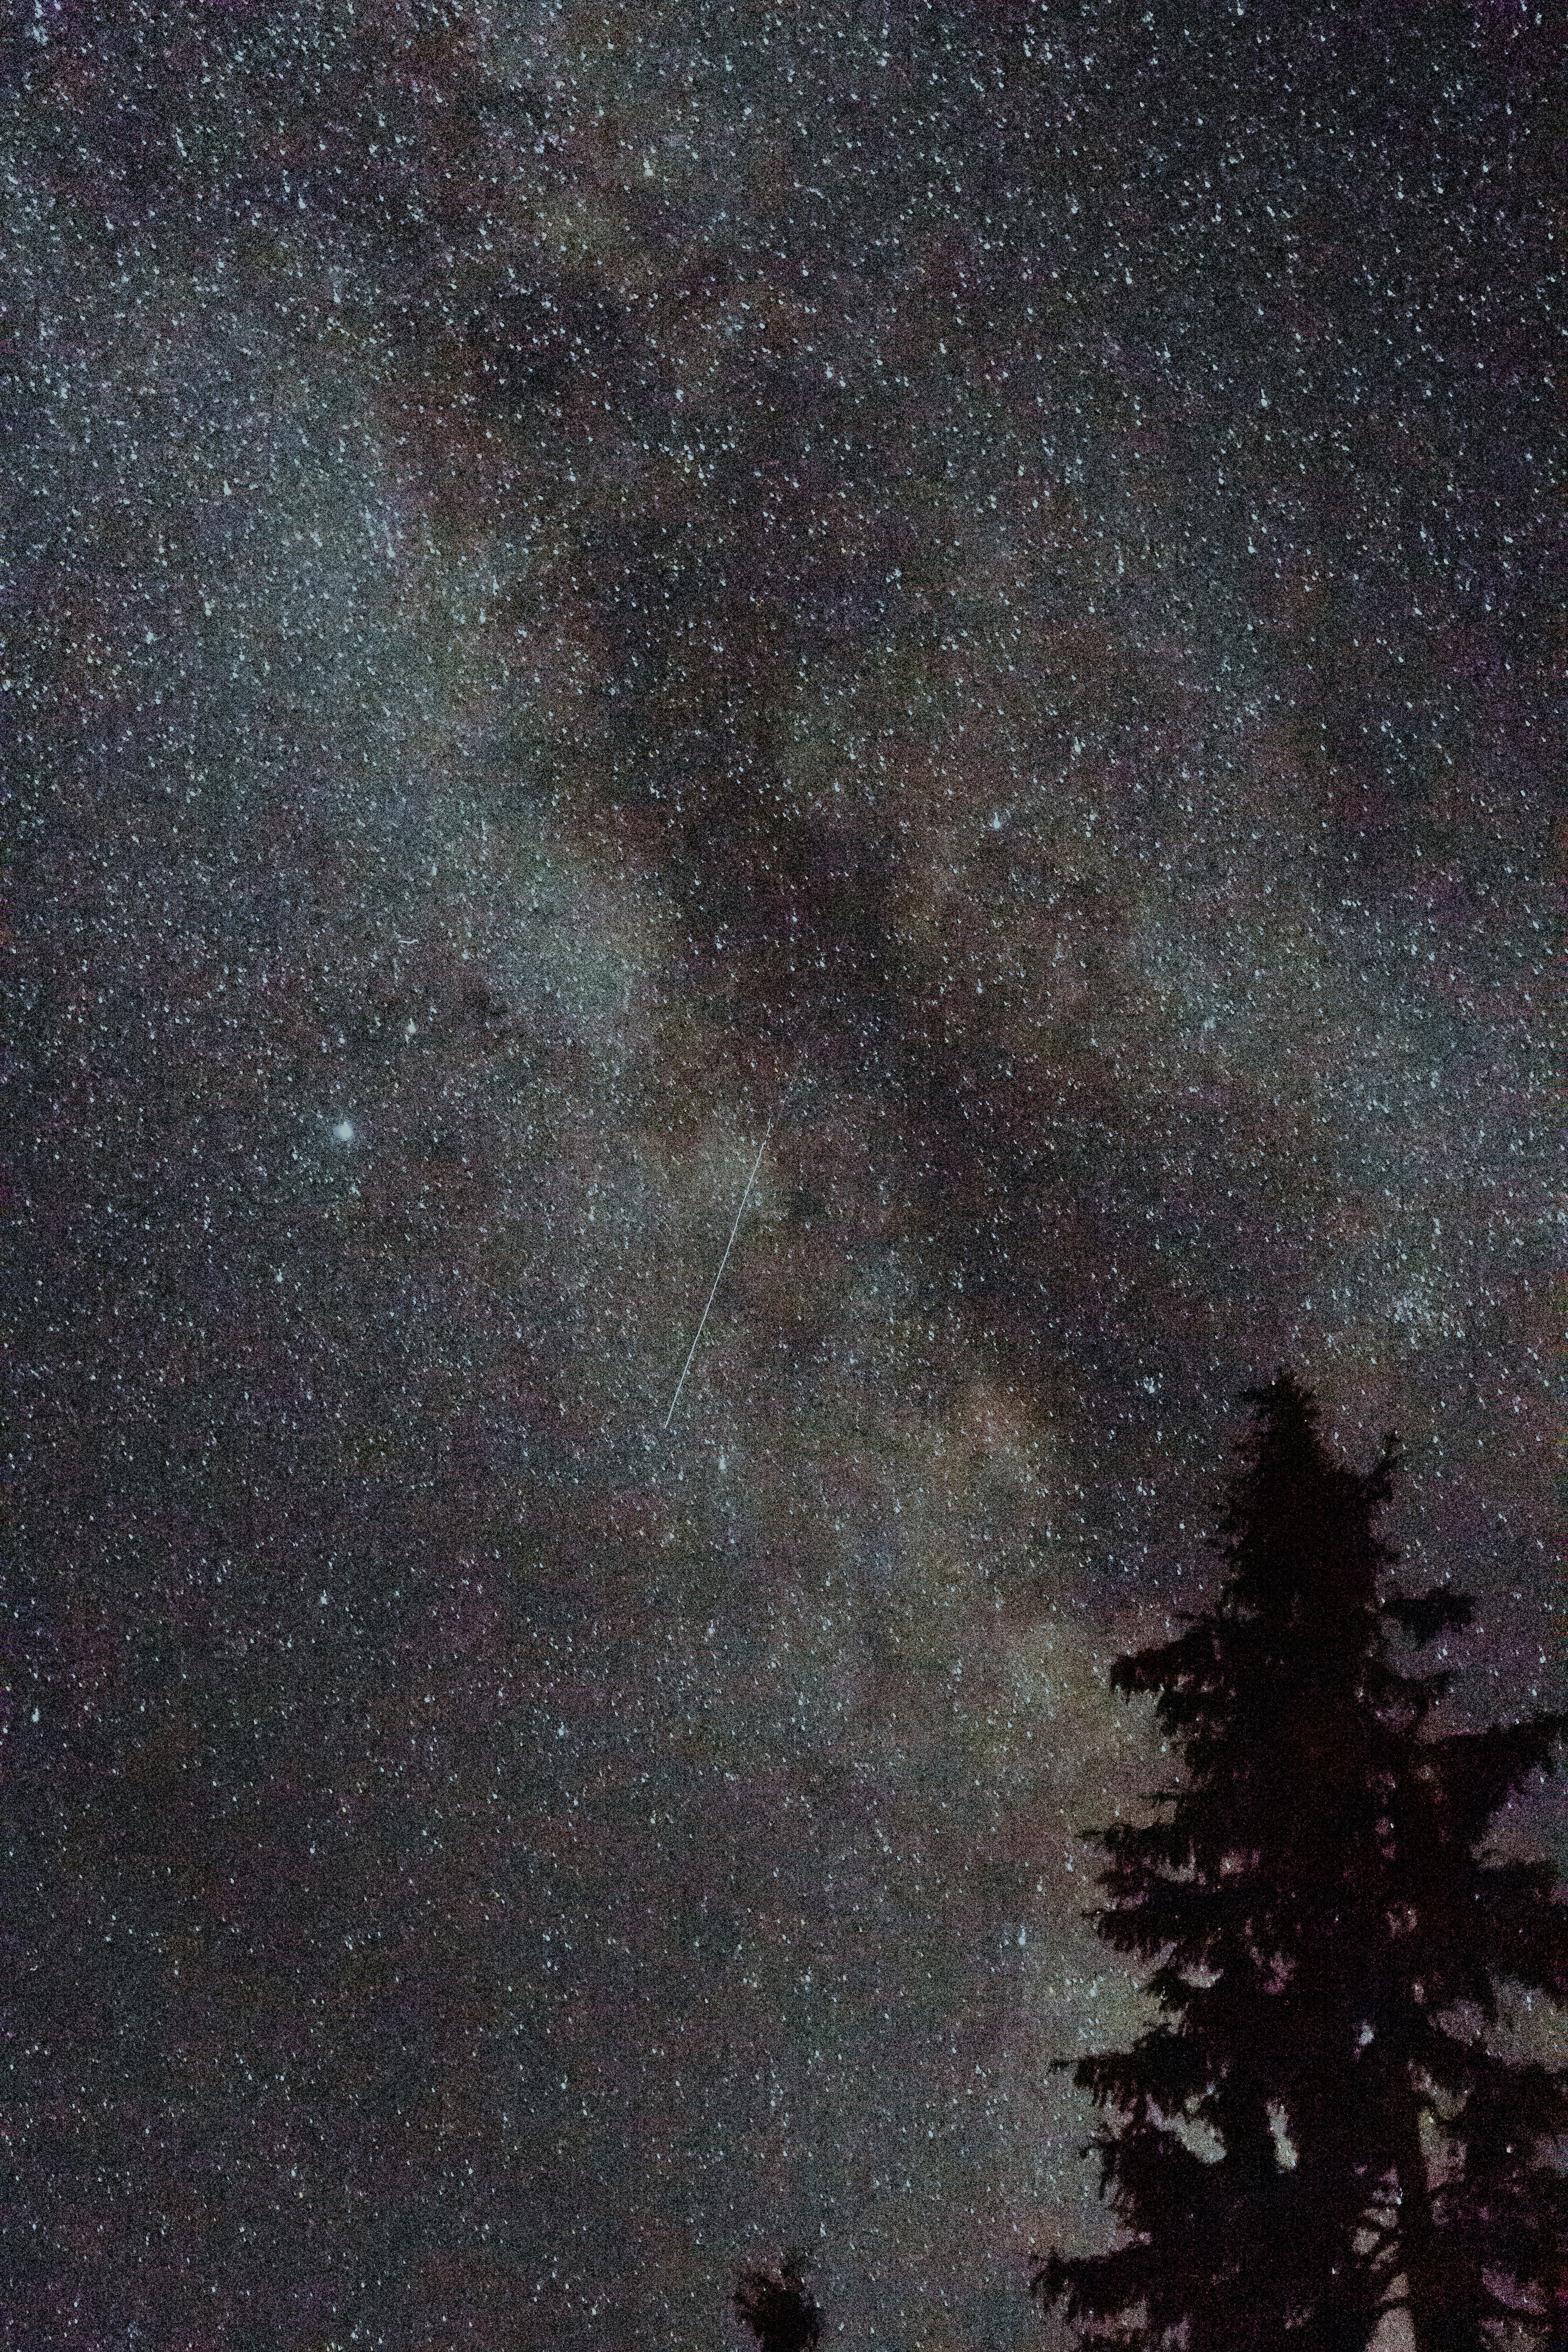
(8, 5, 1561, 2348)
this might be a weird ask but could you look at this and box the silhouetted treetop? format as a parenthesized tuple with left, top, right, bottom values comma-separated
(1035, 1369, 1566, 2352)
(734, 2251, 823, 2352)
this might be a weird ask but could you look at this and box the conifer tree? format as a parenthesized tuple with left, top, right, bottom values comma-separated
(734, 2251, 823, 2352)
(1036, 1372, 1566, 2352)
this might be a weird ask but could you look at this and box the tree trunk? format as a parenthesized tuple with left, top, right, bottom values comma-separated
(1386, 2065, 1463, 2352)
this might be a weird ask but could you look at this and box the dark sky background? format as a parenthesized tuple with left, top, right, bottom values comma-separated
(7, 3, 1562, 2348)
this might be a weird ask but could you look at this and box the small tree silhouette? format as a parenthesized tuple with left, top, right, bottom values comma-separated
(733, 2251, 823, 2352)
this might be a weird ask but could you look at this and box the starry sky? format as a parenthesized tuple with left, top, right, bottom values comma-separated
(7, 4, 1562, 2348)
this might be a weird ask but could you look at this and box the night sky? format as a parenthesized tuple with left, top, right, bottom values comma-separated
(7, 4, 1562, 2348)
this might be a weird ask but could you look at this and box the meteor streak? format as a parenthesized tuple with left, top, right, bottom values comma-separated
(662, 1066, 799, 1431)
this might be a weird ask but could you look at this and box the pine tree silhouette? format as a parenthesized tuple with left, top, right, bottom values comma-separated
(1036, 1371, 1566, 2352)
(734, 2251, 823, 2352)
